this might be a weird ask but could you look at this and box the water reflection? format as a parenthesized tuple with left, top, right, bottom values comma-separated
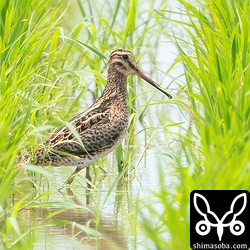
(33, 206, 127, 250)
(15, 175, 133, 250)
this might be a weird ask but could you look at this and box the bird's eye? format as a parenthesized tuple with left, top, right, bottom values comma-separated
(121, 54, 128, 60)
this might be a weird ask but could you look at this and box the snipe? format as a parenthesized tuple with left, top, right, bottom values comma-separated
(29, 49, 172, 185)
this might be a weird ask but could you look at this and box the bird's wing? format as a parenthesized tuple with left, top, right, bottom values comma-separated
(45, 100, 112, 157)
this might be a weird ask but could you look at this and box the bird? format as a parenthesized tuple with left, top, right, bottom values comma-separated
(27, 49, 172, 185)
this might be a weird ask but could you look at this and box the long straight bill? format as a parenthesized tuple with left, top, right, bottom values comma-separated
(136, 69, 173, 99)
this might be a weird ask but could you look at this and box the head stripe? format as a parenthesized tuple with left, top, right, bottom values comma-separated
(110, 49, 132, 58)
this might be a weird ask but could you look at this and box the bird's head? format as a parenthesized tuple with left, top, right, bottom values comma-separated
(108, 49, 172, 99)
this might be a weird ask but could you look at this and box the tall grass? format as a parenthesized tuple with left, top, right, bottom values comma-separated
(0, 0, 75, 248)
(0, 0, 170, 249)
(0, 0, 108, 248)
(140, 0, 250, 249)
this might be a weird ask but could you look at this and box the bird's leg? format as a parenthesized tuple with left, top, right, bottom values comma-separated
(85, 167, 92, 203)
(85, 167, 92, 184)
(66, 166, 83, 185)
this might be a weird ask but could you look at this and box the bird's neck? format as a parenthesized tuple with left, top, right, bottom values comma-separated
(102, 67, 128, 100)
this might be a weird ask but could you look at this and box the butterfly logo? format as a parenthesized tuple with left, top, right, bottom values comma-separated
(193, 193, 247, 241)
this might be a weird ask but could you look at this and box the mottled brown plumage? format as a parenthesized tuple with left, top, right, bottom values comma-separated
(31, 49, 172, 185)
